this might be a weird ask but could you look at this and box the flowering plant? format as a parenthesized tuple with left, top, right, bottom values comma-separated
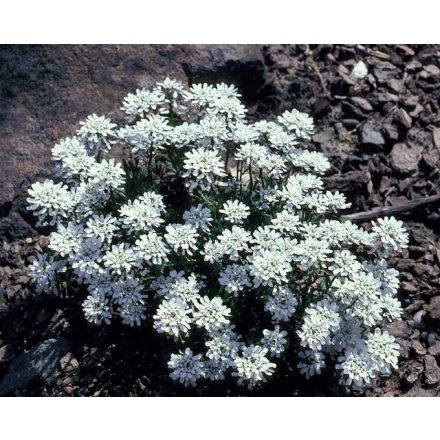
(27, 78, 408, 391)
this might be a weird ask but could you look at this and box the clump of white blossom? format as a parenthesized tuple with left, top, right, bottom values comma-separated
(27, 79, 408, 392)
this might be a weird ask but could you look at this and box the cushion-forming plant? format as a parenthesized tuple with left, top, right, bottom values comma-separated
(27, 78, 408, 390)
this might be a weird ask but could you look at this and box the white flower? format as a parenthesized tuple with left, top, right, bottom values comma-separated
(82, 289, 113, 325)
(290, 150, 331, 174)
(119, 192, 164, 233)
(87, 159, 126, 190)
(264, 285, 298, 323)
(49, 222, 84, 257)
(52, 137, 87, 162)
(85, 215, 119, 243)
(153, 299, 192, 338)
(168, 348, 205, 387)
(261, 326, 288, 358)
(193, 296, 231, 332)
(218, 264, 252, 296)
(134, 232, 169, 265)
(297, 350, 326, 378)
(248, 249, 292, 287)
(165, 224, 199, 256)
(28, 254, 64, 295)
(122, 115, 172, 154)
(77, 114, 116, 149)
(329, 250, 362, 278)
(121, 88, 166, 121)
(206, 332, 241, 364)
(203, 360, 227, 381)
(371, 217, 409, 253)
(277, 109, 314, 140)
(102, 244, 139, 275)
(297, 300, 341, 351)
(232, 345, 276, 388)
(294, 237, 332, 269)
(270, 210, 301, 234)
(234, 142, 268, 167)
(154, 271, 202, 304)
(219, 200, 250, 224)
(336, 350, 374, 389)
(183, 147, 226, 191)
(217, 226, 252, 261)
(197, 115, 230, 146)
(27, 180, 77, 226)
(112, 276, 146, 326)
(365, 329, 400, 374)
(182, 204, 212, 232)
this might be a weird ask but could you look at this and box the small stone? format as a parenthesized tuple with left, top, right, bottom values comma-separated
(424, 355, 440, 386)
(390, 143, 422, 174)
(404, 360, 423, 385)
(0, 345, 15, 364)
(428, 341, 440, 357)
(0, 338, 70, 396)
(360, 124, 385, 150)
(412, 340, 427, 356)
(413, 310, 426, 329)
(427, 333, 437, 347)
(60, 353, 79, 373)
(388, 321, 411, 340)
(350, 96, 373, 112)
(16, 275, 31, 285)
(64, 385, 74, 395)
(342, 119, 359, 128)
(401, 282, 417, 295)
(395, 108, 412, 129)
(427, 296, 440, 323)
(386, 78, 404, 94)
(420, 64, 440, 81)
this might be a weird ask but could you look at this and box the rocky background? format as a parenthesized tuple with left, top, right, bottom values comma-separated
(0, 44, 439, 396)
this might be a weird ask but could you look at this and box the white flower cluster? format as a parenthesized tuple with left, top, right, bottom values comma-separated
(27, 78, 408, 391)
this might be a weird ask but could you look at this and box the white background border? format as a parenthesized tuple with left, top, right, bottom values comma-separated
(1, 1, 439, 438)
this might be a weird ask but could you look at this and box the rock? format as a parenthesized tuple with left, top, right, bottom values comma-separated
(0, 345, 15, 364)
(413, 310, 426, 329)
(411, 340, 427, 356)
(428, 341, 440, 357)
(386, 78, 404, 94)
(359, 124, 385, 151)
(400, 281, 417, 295)
(350, 96, 373, 112)
(0, 45, 265, 208)
(424, 355, 440, 386)
(390, 143, 422, 174)
(0, 338, 70, 396)
(427, 296, 440, 324)
(388, 320, 411, 340)
(60, 353, 79, 373)
(403, 360, 423, 385)
(350, 61, 368, 80)
(341, 118, 360, 128)
(420, 64, 440, 81)
(394, 108, 412, 129)
(422, 148, 440, 171)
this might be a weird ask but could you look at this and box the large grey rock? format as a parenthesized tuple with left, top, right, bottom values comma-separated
(0, 338, 70, 395)
(0, 45, 265, 211)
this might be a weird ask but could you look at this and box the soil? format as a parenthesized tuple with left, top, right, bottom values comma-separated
(0, 44, 439, 396)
